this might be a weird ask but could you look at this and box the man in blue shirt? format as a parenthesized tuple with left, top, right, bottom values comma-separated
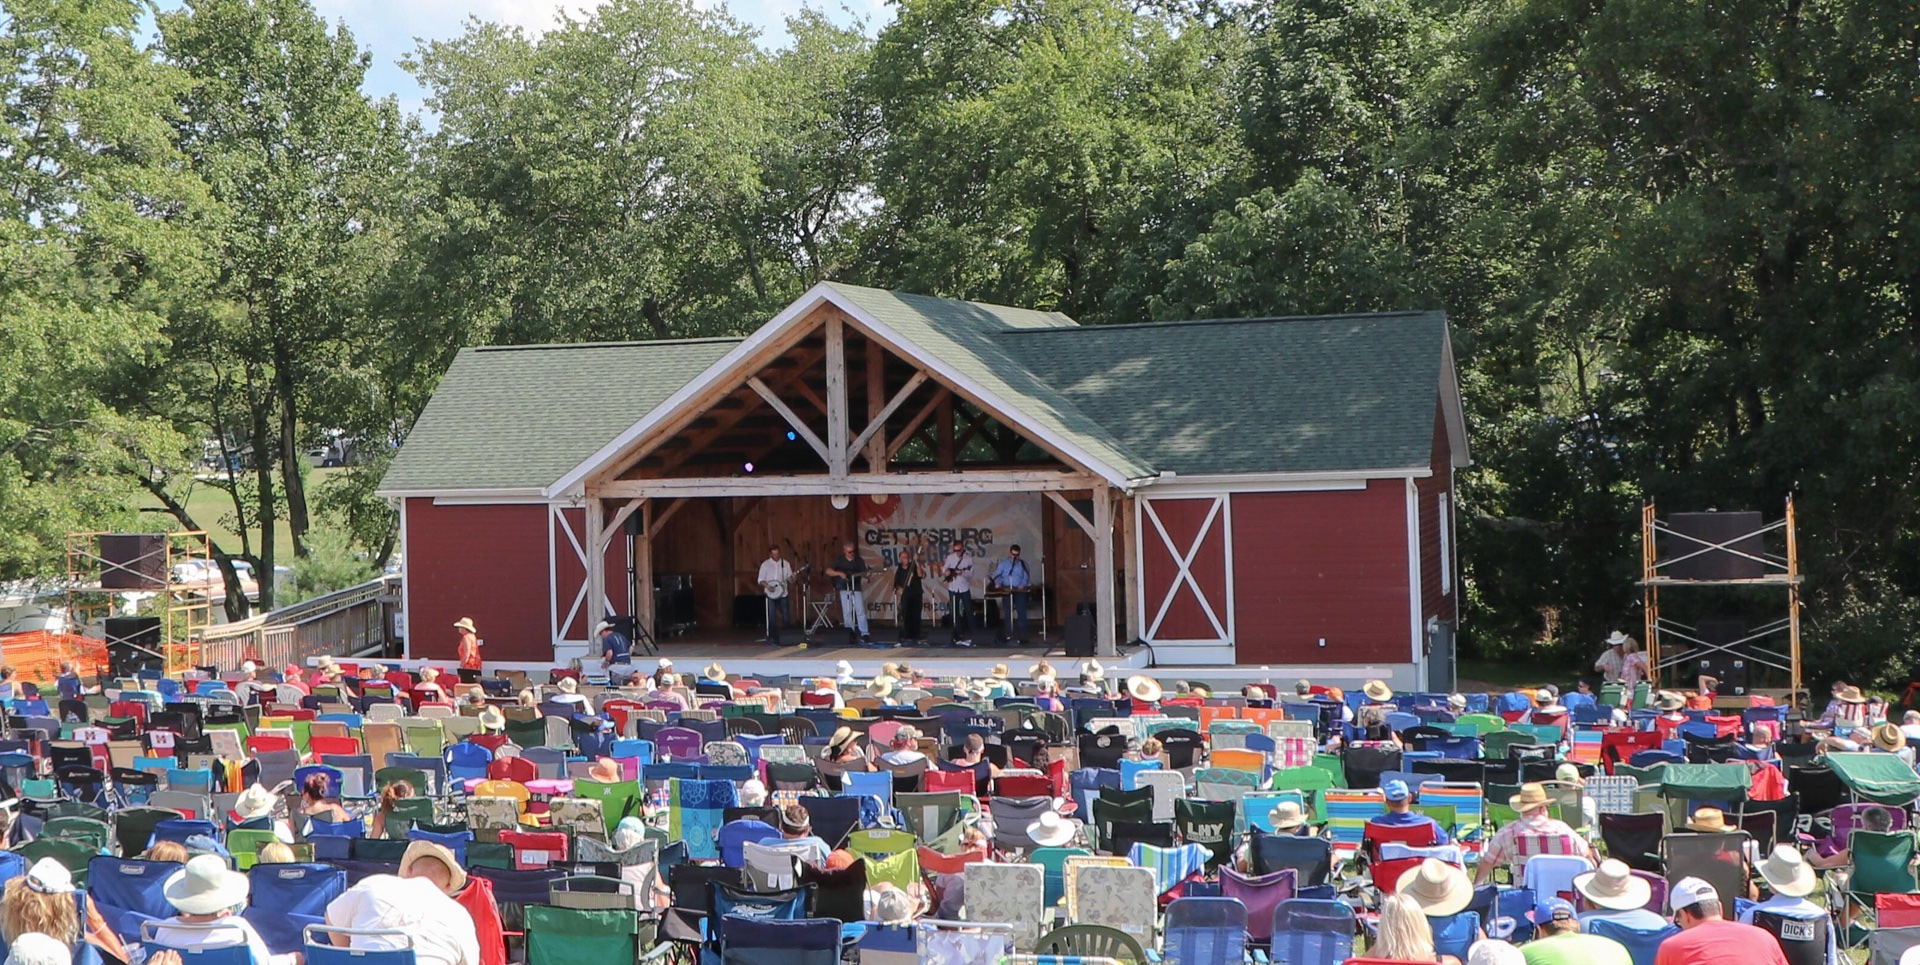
(597, 620, 633, 673)
(989, 544, 1033, 643)
(1370, 779, 1449, 843)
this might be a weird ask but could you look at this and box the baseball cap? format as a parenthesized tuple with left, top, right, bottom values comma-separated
(1669, 876, 1718, 912)
(1530, 897, 1575, 923)
(1383, 779, 1411, 803)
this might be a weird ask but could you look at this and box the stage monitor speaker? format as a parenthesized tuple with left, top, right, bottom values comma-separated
(925, 628, 953, 647)
(1664, 512, 1766, 580)
(98, 535, 168, 590)
(1064, 614, 1095, 657)
(770, 626, 808, 646)
(868, 626, 900, 645)
(813, 627, 857, 648)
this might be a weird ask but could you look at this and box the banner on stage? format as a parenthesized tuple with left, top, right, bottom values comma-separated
(854, 493, 1041, 612)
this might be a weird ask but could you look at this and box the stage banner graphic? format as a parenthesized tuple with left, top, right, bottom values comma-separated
(854, 493, 1042, 615)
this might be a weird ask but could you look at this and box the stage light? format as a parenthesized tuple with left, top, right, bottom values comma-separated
(743, 462, 755, 473)
(786, 431, 797, 441)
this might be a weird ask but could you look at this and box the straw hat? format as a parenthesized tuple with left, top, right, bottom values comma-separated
(557, 676, 579, 694)
(874, 886, 917, 926)
(1837, 685, 1868, 704)
(1028, 659, 1055, 680)
(1874, 722, 1907, 753)
(1685, 807, 1730, 833)
(453, 618, 476, 633)
(1126, 675, 1163, 703)
(1653, 691, 1686, 711)
(871, 677, 896, 698)
(1574, 859, 1653, 911)
(703, 663, 727, 684)
(1189, 683, 1213, 699)
(826, 726, 859, 756)
(1362, 679, 1394, 703)
(233, 784, 276, 822)
(990, 664, 1009, 680)
(1269, 800, 1307, 831)
(420, 667, 439, 683)
(1026, 811, 1080, 848)
(1507, 783, 1551, 813)
(1605, 630, 1630, 648)
(1447, 694, 1468, 711)
(588, 757, 623, 783)
(969, 679, 994, 699)
(1396, 858, 1474, 916)
(400, 840, 467, 895)
(164, 854, 250, 915)
(1080, 660, 1105, 683)
(476, 706, 505, 732)
(1757, 843, 1817, 897)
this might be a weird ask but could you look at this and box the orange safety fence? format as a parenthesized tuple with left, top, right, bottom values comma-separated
(0, 631, 111, 687)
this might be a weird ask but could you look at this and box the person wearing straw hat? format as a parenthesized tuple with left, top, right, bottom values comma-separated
(1126, 674, 1163, 705)
(1737, 844, 1836, 965)
(227, 784, 293, 843)
(399, 840, 468, 897)
(324, 863, 481, 965)
(1397, 858, 1475, 918)
(596, 619, 633, 672)
(824, 726, 868, 768)
(1077, 660, 1107, 695)
(983, 664, 1012, 699)
(1026, 811, 1081, 849)
(1873, 721, 1917, 765)
(1594, 631, 1631, 683)
(871, 886, 919, 927)
(1027, 658, 1055, 682)
(475, 705, 505, 734)
(808, 676, 846, 710)
(1574, 859, 1667, 931)
(1685, 807, 1735, 834)
(152, 855, 298, 965)
(1476, 783, 1591, 884)
(551, 675, 594, 715)
(1362, 679, 1394, 705)
(869, 676, 900, 706)
(586, 757, 624, 784)
(1523, 897, 1631, 965)
(454, 618, 482, 683)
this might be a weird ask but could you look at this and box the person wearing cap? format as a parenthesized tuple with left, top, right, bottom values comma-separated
(150, 855, 297, 965)
(879, 726, 927, 766)
(1373, 780, 1450, 843)
(597, 619, 633, 672)
(0, 858, 127, 965)
(642, 671, 687, 710)
(1521, 897, 1631, 965)
(454, 618, 481, 683)
(325, 859, 480, 965)
(1476, 783, 1592, 884)
(1654, 877, 1788, 965)
(1736, 845, 1836, 965)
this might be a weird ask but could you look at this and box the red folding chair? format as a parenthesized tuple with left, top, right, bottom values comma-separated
(246, 735, 294, 755)
(1599, 731, 1661, 774)
(1363, 819, 1439, 861)
(308, 735, 362, 758)
(468, 733, 509, 753)
(488, 756, 538, 783)
(917, 844, 989, 875)
(499, 829, 568, 869)
(922, 769, 973, 795)
(993, 773, 1052, 798)
(110, 701, 148, 727)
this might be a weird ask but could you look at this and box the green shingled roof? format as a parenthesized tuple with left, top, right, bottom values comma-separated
(379, 286, 1456, 495)
(378, 338, 740, 494)
(1000, 311, 1451, 476)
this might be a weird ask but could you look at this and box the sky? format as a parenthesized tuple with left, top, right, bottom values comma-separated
(150, 0, 887, 117)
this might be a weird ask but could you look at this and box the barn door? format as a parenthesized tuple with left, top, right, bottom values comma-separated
(1136, 495, 1234, 644)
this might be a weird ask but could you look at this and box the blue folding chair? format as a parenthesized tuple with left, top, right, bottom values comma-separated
(1270, 898, 1354, 965)
(1163, 896, 1248, 965)
(387, 754, 448, 796)
(444, 743, 493, 784)
(304, 925, 416, 965)
(247, 864, 349, 954)
(293, 765, 344, 799)
(150, 819, 219, 846)
(609, 739, 654, 765)
(718, 916, 839, 965)
(141, 920, 255, 965)
(839, 769, 893, 805)
(408, 826, 473, 865)
(87, 857, 174, 944)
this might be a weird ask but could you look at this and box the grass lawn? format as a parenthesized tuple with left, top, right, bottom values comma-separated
(138, 467, 344, 556)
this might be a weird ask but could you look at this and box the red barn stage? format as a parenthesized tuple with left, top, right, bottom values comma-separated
(380, 284, 1468, 690)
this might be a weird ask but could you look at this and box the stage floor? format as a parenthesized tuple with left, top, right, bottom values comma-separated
(631, 627, 1149, 679)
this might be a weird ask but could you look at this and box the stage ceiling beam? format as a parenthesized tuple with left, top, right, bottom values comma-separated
(825, 314, 849, 478)
(648, 497, 689, 537)
(595, 469, 1098, 499)
(748, 376, 831, 464)
(651, 345, 826, 474)
(865, 335, 886, 472)
(885, 387, 950, 460)
(850, 371, 929, 469)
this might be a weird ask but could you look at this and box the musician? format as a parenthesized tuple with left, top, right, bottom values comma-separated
(989, 544, 1032, 643)
(942, 539, 975, 646)
(826, 542, 871, 642)
(756, 546, 793, 638)
(892, 544, 926, 643)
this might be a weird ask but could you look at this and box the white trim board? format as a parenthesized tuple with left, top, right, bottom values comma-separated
(1405, 478, 1425, 689)
(1134, 494, 1235, 646)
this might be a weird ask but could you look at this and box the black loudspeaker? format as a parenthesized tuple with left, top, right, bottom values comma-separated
(625, 513, 643, 535)
(868, 626, 900, 645)
(770, 626, 808, 646)
(925, 628, 954, 647)
(732, 594, 764, 629)
(98, 535, 168, 589)
(1665, 512, 1766, 580)
(813, 627, 857, 647)
(104, 617, 164, 678)
(1064, 614, 1095, 657)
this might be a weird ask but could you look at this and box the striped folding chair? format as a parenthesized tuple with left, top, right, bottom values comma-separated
(1319, 788, 1385, 848)
(1415, 782, 1485, 836)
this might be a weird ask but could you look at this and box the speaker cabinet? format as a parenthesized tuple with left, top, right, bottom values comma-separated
(104, 617, 163, 678)
(98, 535, 168, 589)
(812, 627, 857, 648)
(1664, 512, 1766, 580)
(925, 628, 954, 647)
(770, 626, 808, 646)
(867, 626, 900, 645)
(1064, 614, 1095, 657)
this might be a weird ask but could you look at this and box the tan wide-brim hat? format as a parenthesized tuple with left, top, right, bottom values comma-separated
(990, 664, 1009, 680)
(1081, 660, 1105, 683)
(1508, 782, 1551, 812)
(1653, 691, 1686, 711)
(1269, 801, 1307, 831)
(1363, 679, 1394, 703)
(1874, 722, 1908, 753)
(233, 783, 276, 822)
(703, 663, 727, 683)
(164, 854, 250, 915)
(1575, 859, 1653, 911)
(1685, 807, 1729, 833)
(557, 676, 579, 694)
(1396, 858, 1474, 917)
(826, 726, 858, 756)
(1447, 694, 1468, 711)
(453, 618, 476, 632)
(871, 677, 896, 698)
(1757, 843, 1817, 898)
(476, 707, 505, 732)
(1838, 685, 1868, 704)
(1127, 675, 1163, 703)
(588, 757, 623, 783)
(400, 839, 468, 895)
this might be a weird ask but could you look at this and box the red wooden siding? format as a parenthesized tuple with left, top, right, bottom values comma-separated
(1416, 401, 1456, 625)
(551, 507, 630, 643)
(1231, 482, 1411, 664)
(404, 499, 552, 662)
(1140, 497, 1231, 642)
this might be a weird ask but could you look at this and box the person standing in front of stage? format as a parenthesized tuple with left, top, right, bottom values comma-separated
(990, 544, 1032, 644)
(942, 539, 975, 646)
(756, 546, 793, 641)
(455, 618, 482, 683)
(893, 543, 926, 644)
(827, 542, 872, 644)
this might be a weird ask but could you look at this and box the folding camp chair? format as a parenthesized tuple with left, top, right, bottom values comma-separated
(88, 856, 174, 944)
(525, 904, 641, 965)
(247, 864, 347, 955)
(916, 919, 1015, 965)
(1251, 834, 1331, 888)
(1846, 828, 1920, 935)
(1661, 832, 1750, 917)
(1069, 863, 1157, 948)
(1172, 797, 1236, 868)
(1158, 896, 1247, 965)
(1599, 812, 1667, 872)
(141, 921, 255, 965)
(963, 862, 1047, 951)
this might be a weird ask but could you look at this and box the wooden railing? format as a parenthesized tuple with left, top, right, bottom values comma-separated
(192, 577, 395, 670)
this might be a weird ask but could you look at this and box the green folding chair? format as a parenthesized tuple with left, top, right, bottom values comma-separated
(569, 779, 643, 836)
(504, 718, 547, 749)
(228, 828, 280, 869)
(384, 796, 436, 838)
(524, 905, 640, 965)
(1270, 767, 1336, 794)
(18, 838, 94, 886)
(375, 766, 430, 798)
(1311, 754, 1350, 788)
(43, 816, 111, 854)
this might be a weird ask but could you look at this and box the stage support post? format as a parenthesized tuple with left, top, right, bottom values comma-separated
(634, 500, 654, 642)
(585, 497, 607, 644)
(1094, 482, 1118, 657)
(1122, 495, 1140, 646)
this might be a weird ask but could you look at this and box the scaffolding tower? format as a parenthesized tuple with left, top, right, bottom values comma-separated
(66, 532, 216, 676)
(1641, 498, 1802, 700)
